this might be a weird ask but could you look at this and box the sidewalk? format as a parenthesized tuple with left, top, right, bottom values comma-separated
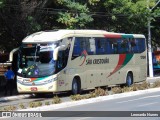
(0, 84, 31, 102)
(146, 76, 160, 83)
(0, 86, 19, 97)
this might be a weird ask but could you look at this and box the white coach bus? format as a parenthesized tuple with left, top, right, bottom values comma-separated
(16, 30, 147, 94)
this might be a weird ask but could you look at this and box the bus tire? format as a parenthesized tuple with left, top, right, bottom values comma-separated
(126, 72, 133, 87)
(72, 78, 81, 95)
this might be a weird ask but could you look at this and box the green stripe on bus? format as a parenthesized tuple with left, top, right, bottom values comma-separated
(122, 54, 134, 68)
(122, 35, 134, 39)
(34, 77, 48, 81)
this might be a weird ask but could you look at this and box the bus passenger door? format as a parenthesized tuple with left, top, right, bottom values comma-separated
(56, 50, 68, 91)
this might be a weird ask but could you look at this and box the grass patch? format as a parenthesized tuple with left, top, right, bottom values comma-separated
(52, 96, 61, 104)
(45, 101, 50, 106)
(94, 87, 108, 96)
(36, 101, 43, 107)
(70, 88, 108, 101)
(19, 103, 26, 109)
(3, 105, 16, 111)
(29, 102, 36, 108)
(112, 87, 122, 94)
(70, 94, 83, 101)
(121, 86, 134, 92)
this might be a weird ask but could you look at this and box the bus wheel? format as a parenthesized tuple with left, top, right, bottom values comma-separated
(126, 73, 133, 87)
(72, 78, 81, 95)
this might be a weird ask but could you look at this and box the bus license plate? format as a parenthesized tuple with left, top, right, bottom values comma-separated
(31, 87, 38, 91)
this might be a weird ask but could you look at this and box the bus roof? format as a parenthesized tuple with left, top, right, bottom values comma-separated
(22, 30, 145, 43)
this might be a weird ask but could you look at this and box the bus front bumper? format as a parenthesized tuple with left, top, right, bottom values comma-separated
(17, 81, 58, 93)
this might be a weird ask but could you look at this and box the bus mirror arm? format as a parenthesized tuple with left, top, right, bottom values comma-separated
(53, 45, 67, 61)
(53, 47, 59, 61)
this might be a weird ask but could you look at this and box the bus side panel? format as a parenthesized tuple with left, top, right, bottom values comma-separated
(134, 52, 147, 82)
(66, 57, 87, 90)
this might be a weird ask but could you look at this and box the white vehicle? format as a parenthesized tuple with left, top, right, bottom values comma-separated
(16, 30, 147, 94)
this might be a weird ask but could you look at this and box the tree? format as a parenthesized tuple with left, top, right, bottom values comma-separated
(56, 0, 93, 29)
(90, 0, 160, 45)
(0, 0, 160, 52)
(0, 0, 5, 8)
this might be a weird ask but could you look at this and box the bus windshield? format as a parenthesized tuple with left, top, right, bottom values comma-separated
(17, 43, 59, 78)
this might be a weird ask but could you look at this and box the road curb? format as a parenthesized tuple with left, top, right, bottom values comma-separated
(0, 94, 31, 102)
(17, 87, 160, 111)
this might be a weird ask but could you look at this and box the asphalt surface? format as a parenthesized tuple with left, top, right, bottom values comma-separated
(43, 91, 160, 120)
(56, 91, 160, 111)
(5, 90, 160, 120)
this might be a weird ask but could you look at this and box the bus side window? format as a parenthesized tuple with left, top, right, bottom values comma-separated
(109, 39, 118, 54)
(129, 38, 136, 53)
(72, 38, 81, 60)
(95, 38, 106, 55)
(137, 38, 145, 53)
(106, 40, 111, 54)
(88, 38, 96, 55)
(120, 39, 129, 53)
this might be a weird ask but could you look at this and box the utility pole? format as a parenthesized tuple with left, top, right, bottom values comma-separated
(147, 0, 160, 77)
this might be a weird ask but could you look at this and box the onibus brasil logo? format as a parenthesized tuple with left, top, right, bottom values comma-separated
(79, 50, 88, 66)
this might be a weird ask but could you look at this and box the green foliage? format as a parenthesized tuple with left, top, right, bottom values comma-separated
(1, 0, 160, 51)
(57, 12, 78, 29)
(153, 7, 160, 17)
(27, 16, 41, 33)
(88, 0, 100, 5)
(0, 0, 5, 8)
(56, 0, 93, 29)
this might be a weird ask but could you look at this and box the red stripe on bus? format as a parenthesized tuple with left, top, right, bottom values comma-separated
(107, 54, 126, 77)
(30, 78, 37, 81)
(104, 34, 121, 38)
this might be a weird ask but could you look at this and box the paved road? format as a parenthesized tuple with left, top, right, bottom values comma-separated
(42, 91, 160, 120)
(56, 91, 160, 111)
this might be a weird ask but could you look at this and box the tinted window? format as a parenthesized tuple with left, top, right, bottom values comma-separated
(136, 38, 146, 53)
(72, 37, 145, 58)
(109, 38, 146, 54)
(72, 37, 96, 58)
(95, 38, 107, 54)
